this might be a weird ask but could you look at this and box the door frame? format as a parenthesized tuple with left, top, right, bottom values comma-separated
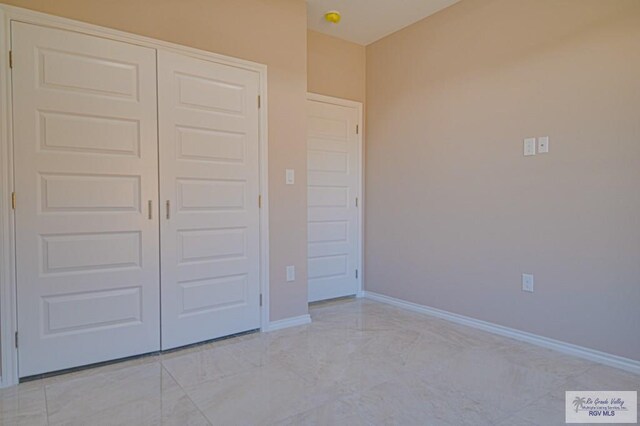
(306, 93, 364, 301)
(0, 4, 270, 387)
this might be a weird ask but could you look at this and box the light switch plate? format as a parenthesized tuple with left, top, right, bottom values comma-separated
(524, 138, 536, 156)
(286, 169, 295, 185)
(286, 265, 295, 282)
(537, 136, 549, 153)
(522, 273, 534, 292)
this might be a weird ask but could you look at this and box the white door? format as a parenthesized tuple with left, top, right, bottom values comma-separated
(12, 22, 160, 376)
(307, 97, 361, 302)
(158, 51, 261, 350)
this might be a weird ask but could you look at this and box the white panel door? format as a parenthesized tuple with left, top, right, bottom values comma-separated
(307, 98, 360, 302)
(12, 22, 160, 376)
(158, 51, 261, 350)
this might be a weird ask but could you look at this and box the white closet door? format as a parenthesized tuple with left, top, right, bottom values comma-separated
(158, 51, 261, 350)
(12, 22, 160, 377)
(307, 98, 360, 302)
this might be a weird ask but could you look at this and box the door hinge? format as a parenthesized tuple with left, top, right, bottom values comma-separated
(258, 95, 261, 109)
(14, 331, 18, 348)
(11, 192, 16, 210)
(9, 50, 12, 69)
(259, 294, 263, 306)
(258, 195, 262, 208)
(355, 197, 358, 208)
(356, 124, 359, 135)
(355, 269, 358, 279)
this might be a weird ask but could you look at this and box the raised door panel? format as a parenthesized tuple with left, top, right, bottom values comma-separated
(177, 178, 246, 211)
(39, 111, 141, 156)
(38, 48, 139, 99)
(12, 22, 160, 377)
(40, 173, 141, 213)
(158, 50, 261, 350)
(176, 126, 245, 164)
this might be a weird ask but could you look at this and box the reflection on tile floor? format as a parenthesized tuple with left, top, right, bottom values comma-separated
(1, 298, 638, 425)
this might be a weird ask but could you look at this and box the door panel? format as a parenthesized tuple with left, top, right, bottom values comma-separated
(12, 22, 160, 377)
(158, 51, 261, 350)
(307, 99, 360, 302)
(39, 111, 141, 155)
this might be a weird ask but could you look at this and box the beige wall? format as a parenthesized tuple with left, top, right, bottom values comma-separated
(366, 0, 640, 360)
(1, 0, 309, 321)
(307, 30, 365, 102)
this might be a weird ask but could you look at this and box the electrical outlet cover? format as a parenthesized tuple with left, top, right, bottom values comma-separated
(286, 265, 295, 282)
(524, 138, 536, 156)
(522, 273, 534, 292)
(537, 136, 549, 153)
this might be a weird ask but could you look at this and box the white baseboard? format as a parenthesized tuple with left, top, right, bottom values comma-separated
(265, 314, 311, 332)
(363, 291, 640, 375)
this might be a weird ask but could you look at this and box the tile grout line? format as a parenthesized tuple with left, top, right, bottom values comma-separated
(160, 361, 213, 426)
(43, 381, 51, 426)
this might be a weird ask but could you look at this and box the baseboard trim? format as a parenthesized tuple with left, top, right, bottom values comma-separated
(265, 314, 311, 332)
(363, 291, 640, 375)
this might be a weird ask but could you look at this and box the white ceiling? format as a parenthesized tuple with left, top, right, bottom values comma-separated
(307, 0, 461, 45)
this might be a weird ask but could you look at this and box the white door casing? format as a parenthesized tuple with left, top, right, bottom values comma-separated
(307, 96, 361, 302)
(158, 50, 262, 350)
(12, 22, 160, 376)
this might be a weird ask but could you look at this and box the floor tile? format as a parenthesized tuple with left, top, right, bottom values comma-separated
(183, 362, 334, 425)
(354, 375, 503, 426)
(273, 396, 377, 426)
(161, 344, 250, 388)
(45, 362, 209, 425)
(0, 384, 48, 426)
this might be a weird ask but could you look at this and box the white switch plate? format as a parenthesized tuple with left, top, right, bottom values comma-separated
(286, 265, 295, 282)
(537, 136, 549, 153)
(522, 273, 534, 292)
(285, 169, 295, 185)
(524, 138, 536, 156)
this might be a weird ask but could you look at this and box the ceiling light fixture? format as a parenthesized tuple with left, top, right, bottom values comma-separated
(324, 10, 341, 24)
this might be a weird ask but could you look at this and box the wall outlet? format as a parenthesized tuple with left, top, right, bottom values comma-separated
(522, 273, 534, 292)
(286, 265, 295, 282)
(537, 136, 549, 153)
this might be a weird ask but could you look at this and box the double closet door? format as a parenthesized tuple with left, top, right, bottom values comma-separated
(12, 22, 261, 377)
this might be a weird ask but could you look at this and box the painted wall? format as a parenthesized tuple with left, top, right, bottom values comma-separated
(366, 0, 640, 360)
(1, 0, 309, 322)
(307, 30, 365, 103)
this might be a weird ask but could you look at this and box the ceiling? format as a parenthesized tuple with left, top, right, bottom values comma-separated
(307, 0, 461, 45)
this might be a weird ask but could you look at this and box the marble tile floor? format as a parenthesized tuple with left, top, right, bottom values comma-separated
(0, 297, 638, 425)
